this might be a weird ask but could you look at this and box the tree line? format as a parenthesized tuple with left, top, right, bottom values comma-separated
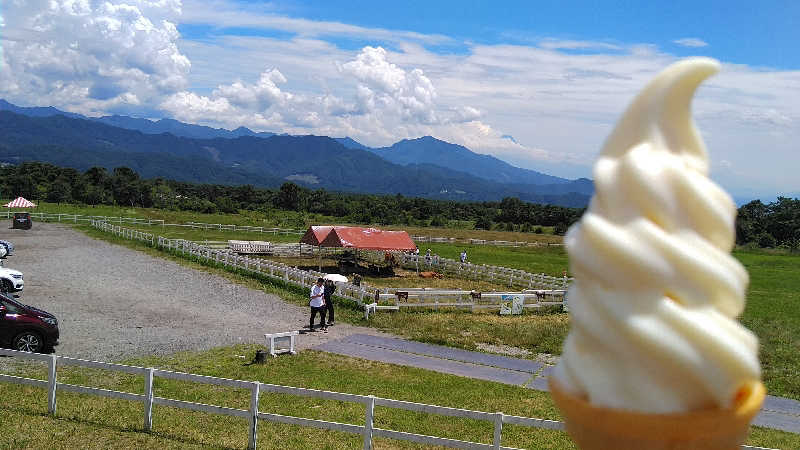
(736, 198, 800, 249)
(0, 162, 582, 233)
(2, 162, 796, 247)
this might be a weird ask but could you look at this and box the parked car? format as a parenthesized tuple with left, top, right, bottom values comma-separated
(0, 292, 58, 353)
(0, 239, 14, 257)
(0, 266, 23, 292)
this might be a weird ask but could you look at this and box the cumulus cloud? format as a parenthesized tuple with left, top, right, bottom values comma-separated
(0, 0, 189, 114)
(3, 1, 797, 193)
(341, 46, 438, 123)
(673, 38, 709, 48)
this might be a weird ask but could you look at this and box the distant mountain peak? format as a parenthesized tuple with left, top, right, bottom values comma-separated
(369, 135, 582, 188)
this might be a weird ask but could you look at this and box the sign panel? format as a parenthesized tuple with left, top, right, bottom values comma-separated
(500, 295, 524, 315)
(500, 295, 512, 315)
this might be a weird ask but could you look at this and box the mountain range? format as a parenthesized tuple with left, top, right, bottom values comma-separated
(0, 99, 593, 207)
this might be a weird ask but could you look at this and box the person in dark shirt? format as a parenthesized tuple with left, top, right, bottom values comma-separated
(323, 279, 336, 325)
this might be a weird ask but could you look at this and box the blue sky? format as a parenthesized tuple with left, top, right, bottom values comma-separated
(187, 0, 799, 68)
(1, 0, 798, 198)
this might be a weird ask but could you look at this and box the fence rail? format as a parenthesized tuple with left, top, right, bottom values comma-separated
(91, 221, 569, 316)
(396, 253, 572, 291)
(0, 347, 564, 449)
(0, 211, 564, 248)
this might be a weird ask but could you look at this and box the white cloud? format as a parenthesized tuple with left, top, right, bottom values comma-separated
(673, 38, 709, 48)
(539, 39, 621, 51)
(2, 1, 798, 194)
(0, 0, 189, 115)
(341, 46, 438, 124)
(179, 0, 451, 45)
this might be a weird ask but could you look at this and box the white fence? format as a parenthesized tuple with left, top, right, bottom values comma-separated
(372, 289, 565, 311)
(0, 347, 565, 450)
(0, 211, 165, 226)
(395, 254, 572, 291)
(91, 221, 569, 316)
(1, 210, 563, 248)
(411, 235, 563, 247)
(92, 220, 374, 307)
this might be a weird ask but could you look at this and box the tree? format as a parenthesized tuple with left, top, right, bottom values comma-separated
(46, 178, 71, 204)
(554, 222, 569, 236)
(474, 216, 492, 230)
(111, 167, 141, 206)
(430, 215, 447, 227)
(276, 182, 308, 211)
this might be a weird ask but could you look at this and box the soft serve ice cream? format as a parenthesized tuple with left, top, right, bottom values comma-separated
(552, 58, 761, 414)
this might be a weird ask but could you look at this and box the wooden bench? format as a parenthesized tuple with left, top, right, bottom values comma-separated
(264, 331, 298, 357)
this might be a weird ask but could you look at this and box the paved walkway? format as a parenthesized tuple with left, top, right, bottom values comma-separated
(316, 334, 800, 434)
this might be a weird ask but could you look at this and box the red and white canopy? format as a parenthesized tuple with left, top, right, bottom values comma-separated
(4, 197, 36, 208)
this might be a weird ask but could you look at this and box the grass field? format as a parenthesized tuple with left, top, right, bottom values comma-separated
(736, 249, 800, 400)
(422, 242, 569, 277)
(3, 202, 336, 231)
(8, 201, 563, 243)
(2, 346, 797, 449)
(77, 223, 800, 403)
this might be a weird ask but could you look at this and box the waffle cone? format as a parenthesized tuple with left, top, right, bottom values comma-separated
(549, 378, 765, 450)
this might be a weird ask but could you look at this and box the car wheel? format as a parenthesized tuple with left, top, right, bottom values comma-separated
(13, 331, 43, 353)
(0, 279, 11, 293)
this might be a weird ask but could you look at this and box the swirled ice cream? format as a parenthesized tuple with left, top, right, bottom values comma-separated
(552, 58, 761, 414)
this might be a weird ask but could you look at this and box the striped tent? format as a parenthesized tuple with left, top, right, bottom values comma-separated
(4, 197, 36, 208)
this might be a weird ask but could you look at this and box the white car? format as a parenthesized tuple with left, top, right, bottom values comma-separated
(0, 266, 23, 292)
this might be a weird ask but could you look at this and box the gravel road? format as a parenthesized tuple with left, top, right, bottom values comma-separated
(1, 222, 381, 362)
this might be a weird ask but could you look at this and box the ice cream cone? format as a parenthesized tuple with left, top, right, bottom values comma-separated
(549, 378, 765, 450)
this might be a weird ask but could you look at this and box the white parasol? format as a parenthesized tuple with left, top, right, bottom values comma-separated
(323, 273, 348, 283)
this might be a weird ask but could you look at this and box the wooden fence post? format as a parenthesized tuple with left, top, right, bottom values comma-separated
(363, 395, 375, 450)
(144, 368, 154, 431)
(249, 382, 260, 450)
(47, 354, 57, 415)
(493, 412, 503, 449)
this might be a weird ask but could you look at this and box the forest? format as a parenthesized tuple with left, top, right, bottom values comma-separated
(1, 161, 797, 247)
(0, 162, 582, 233)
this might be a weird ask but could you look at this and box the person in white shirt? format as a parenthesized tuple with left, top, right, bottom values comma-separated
(460, 250, 467, 264)
(309, 278, 327, 331)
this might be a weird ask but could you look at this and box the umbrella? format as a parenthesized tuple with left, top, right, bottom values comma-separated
(4, 197, 36, 208)
(323, 274, 348, 283)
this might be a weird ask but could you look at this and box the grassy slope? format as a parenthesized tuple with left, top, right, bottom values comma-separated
(2, 347, 797, 449)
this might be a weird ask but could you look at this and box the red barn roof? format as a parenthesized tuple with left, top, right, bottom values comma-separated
(320, 227, 417, 251)
(299, 226, 335, 245)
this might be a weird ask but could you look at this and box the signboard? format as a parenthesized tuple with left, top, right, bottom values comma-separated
(500, 295, 524, 315)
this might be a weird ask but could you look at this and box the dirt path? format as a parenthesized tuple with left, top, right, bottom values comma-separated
(1, 222, 382, 361)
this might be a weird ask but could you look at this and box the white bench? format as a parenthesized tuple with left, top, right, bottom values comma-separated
(364, 302, 400, 319)
(264, 331, 298, 357)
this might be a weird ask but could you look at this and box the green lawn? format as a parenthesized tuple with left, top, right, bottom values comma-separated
(80, 224, 800, 403)
(2, 347, 797, 449)
(5, 201, 335, 231)
(121, 223, 303, 244)
(0, 347, 571, 449)
(736, 249, 800, 400)
(423, 242, 569, 277)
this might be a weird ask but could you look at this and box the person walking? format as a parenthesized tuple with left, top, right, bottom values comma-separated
(460, 250, 467, 264)
(323, 279, 336, 326)
(309, 277, 327, 331)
